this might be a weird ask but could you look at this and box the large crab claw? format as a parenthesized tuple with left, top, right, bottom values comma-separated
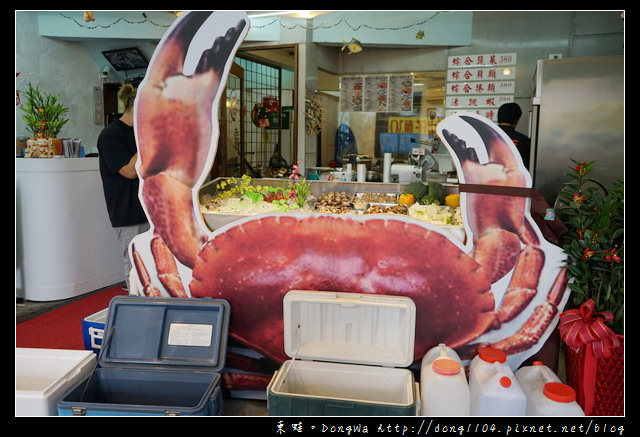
(439, 113, 542, 320)
(135, 11, 249, 268)
(443, 114, 531, 242)
(438, 112, 568, 360)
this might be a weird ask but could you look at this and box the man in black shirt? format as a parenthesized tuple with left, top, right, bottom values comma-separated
(98, 84, 148, 291)
(497, 103, 532, 170)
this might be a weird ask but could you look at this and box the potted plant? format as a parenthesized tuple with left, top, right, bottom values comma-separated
(555, 160, 624, 416)
(19, 82, 69, 157)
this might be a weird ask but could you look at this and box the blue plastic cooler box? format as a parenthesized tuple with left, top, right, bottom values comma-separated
(82, 308, 108, 354)
(58, 295, 230, 416)
(267, 290, 419, 416)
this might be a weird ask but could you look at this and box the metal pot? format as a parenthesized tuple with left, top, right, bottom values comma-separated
(366, 171, 381, 182)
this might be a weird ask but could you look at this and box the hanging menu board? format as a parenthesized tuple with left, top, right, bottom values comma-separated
(445, 53, 516, 121)
(390, 75, 414, 112)
(340, 76, 364, 112)
(340, 74, 413, 113)
(364, 75, 388, 112)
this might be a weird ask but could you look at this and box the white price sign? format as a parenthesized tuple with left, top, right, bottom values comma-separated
(168, 323, 213, 347)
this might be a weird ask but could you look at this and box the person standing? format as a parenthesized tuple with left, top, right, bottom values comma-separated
(98, 83, 148, 291)
(497, 102, 532, 170)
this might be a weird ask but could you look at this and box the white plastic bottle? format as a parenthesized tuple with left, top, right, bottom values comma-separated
(420, 344, 470, 416)
(468, 347, 526, 416)
(515, 361, 585, 416)
(422, 343, 463, 367)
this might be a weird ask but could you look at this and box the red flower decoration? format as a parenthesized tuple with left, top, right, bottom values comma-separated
(581, 248, 595, 261)
(572, 193, 584, 204)
(603, 248, 621, 263)
(574, 162, 588, 176)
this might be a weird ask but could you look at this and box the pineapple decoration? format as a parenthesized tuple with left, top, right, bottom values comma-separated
(20, 83, 69, 158)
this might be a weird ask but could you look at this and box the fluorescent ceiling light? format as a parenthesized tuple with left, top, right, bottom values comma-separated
(248, 11, 331, 18)
(249, 11, 303, 18)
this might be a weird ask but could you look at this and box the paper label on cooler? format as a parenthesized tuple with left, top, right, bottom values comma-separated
(168, 323, 213, 347)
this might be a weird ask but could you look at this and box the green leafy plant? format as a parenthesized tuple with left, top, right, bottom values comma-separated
(555, 160, 624, 334)
(20, 82, 69, 138)
(288, 161, 310, 208)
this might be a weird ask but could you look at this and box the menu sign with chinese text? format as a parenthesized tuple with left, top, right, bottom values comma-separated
(341, 74, 413, 113)
(364, 75, 389, 112)
(445, 94, 514, 113)
(447, 80, 515, 94)
(445, 53, 516, 121)
(340, 76, 364, 112)
(389, 75, 413, 112)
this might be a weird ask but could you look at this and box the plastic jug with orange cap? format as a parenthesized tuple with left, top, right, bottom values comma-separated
(420, 343, 470, 416)
(468, 346, 526, 416)
(515, 361, 584, 416)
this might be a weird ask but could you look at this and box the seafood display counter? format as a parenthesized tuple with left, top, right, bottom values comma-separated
(199, 178, 465, 243)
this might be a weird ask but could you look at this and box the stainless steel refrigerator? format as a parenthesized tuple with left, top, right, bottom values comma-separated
(530, 56, 624, 205)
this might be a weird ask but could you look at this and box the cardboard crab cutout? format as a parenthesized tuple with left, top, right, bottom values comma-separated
(130, 11, 570, 384)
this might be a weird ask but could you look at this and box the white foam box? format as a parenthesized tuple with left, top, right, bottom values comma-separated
(16, 348, 96, 416)
(267, 290, 419, 416)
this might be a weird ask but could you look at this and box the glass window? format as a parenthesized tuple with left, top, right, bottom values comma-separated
(334, 71, 454, 177)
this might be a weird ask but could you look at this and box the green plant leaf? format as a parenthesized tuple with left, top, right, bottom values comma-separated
(559, 162, 623, 333)
(19, 82, 69, 137)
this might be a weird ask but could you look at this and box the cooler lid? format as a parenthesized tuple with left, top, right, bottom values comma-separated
(283, 290, 416, 367)
(99, 296, 229, 372)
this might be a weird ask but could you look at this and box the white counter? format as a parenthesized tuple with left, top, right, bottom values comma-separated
(16, 157, 124, 301)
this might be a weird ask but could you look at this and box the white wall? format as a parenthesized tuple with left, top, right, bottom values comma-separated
(16, 11, 624, 158)
(333, 11, 624, 138)
(16, 11, 104, 154)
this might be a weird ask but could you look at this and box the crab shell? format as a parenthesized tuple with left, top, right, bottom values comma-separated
(190, 213, 496, 364)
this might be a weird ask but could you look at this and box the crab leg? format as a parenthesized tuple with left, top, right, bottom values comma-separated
(135, 11, 248, 269)
(487, 267, 567, 355)
(496, 221, 544, 323)
(455, 267, 567, 359)
(131, 243, 162, 297)
(150, 233, 188, 297)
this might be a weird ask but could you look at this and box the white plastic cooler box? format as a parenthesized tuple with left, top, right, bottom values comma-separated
(267, 290, 419, 416)
(58, 296, 230, 416)
(16, 348, 96, 416)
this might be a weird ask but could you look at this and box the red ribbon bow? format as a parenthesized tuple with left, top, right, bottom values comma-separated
(558, 300, 621, 415)
(559, 300, 620, 359)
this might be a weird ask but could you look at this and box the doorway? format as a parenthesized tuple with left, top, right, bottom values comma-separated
(215, 45, 298, 178)
(212, 62, 247, 178)
(102, 78, 143, 126)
